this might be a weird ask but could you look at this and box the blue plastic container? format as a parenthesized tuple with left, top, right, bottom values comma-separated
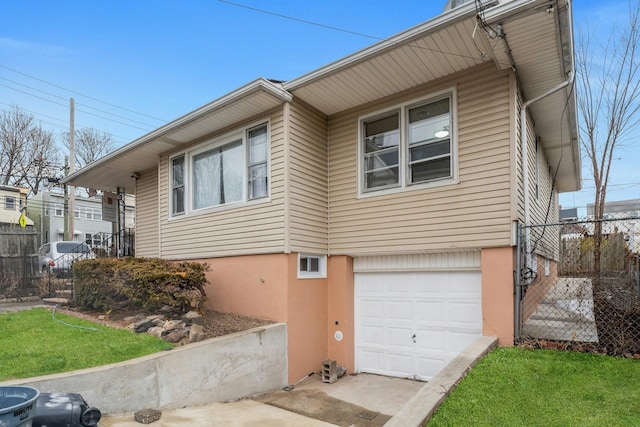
(0, 386, 39, 427)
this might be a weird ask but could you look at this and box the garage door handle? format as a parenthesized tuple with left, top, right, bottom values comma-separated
(411, 334, 416, 343)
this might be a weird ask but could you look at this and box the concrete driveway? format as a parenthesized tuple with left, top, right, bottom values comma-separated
(100, 373, 424, 427)
(100, 336, 497, 427)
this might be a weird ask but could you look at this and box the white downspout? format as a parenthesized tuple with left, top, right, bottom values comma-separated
(520, 71, 574, 229)
(515, 71, 574, 342)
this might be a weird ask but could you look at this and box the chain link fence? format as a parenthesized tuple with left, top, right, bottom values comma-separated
(517, 217, 640, 356)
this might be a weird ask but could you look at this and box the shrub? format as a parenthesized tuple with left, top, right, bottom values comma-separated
(73, 257, 208, 313)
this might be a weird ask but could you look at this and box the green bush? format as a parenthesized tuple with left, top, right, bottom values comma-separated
(73, 257, 207, 313)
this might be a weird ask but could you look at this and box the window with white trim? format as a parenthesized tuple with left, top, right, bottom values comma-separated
(4, 196, 15, 210)
(298, 254, 327, 279)
(170, 121, 269, 217)
(172, 155, 185, 215)
(360, 93, 455, 194)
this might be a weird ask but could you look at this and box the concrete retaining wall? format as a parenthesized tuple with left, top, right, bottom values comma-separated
(1, 323, 288, 415)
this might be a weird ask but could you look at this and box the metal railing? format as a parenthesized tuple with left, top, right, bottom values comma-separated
(42, 229, 135, 301)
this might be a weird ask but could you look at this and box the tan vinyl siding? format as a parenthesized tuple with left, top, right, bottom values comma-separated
(288, 100, 328, 254)
(328, 64, 514, 255)
(528, 110, 559, 260)
(157, 108, 287, 260)
(135, 166, 159, 257)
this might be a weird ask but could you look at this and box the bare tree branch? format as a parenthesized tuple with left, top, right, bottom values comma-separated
(0, 106, 61, 195)
(577, 1, 640, 221)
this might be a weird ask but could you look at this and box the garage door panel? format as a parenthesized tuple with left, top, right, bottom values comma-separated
(388, 301, 413, 321)
(360, 299, 385, 318)
(388, 326, 414, 348)
(446, 274, 482, 296)
(360, 325, 385, 345)
(387, 279, 413, 294)
(415, 330, 445, 351)
(359, 350, 385, 372)
(414, 301, 444, 322)
(447, 301, 482, 325)
(388, 353, 414, 377)
(356, 270, 482, 381)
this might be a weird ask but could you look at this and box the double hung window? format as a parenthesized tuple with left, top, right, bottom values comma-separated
(360, 92, 455, 194)
(170, 122, 269, 217)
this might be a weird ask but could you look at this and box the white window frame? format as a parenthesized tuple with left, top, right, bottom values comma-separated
(4, 196, 15, 210)
(357, 88, 458, 198)
(169, 120, 270, 218)
(171, 155, 186, 216)
(297, 254, 327, 279)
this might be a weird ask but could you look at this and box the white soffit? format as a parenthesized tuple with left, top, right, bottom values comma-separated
(62, 79, 292, 193)
(285, 15, 489, 115)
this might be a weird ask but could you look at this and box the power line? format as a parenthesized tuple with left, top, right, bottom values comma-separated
(0, 78, 156, 131)
(216, 0, 504, 65)
(0, 82, 152, 132)
(0, 101, 137, 146)
(0, 64, 167, 122)
(0, 76, 157, 128)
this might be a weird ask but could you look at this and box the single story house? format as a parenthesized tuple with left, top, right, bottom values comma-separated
(64, 0, 580, 382)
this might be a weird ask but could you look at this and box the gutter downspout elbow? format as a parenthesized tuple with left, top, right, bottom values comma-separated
(515, 71, 574, 342)
(520, 71, 574, 227)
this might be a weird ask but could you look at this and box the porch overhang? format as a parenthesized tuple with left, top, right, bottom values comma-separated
(61, 78, 292, 193)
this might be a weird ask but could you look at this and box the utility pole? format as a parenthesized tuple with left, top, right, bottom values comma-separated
(68, 97, 75, 241)
(63, 156, 69, 240)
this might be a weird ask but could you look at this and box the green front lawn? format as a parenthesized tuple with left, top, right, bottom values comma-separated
(0, 308, 172, 380)
(427, 347, 640, 427)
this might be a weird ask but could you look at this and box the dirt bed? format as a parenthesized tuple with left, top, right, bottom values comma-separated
(55, 306, 274, 340)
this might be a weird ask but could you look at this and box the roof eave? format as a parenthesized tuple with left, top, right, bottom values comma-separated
(61, 78, 292, 187)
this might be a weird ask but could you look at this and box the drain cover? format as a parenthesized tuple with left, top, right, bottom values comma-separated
(357, 411, 377, 420)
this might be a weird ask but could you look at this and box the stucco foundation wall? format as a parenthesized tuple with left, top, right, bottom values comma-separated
(326, 256, 355, 374)
(204, 254, 290, 322)
(481, 247, 515, 345)
(1, 324, 287, 415)
(201, 253, 329, 383)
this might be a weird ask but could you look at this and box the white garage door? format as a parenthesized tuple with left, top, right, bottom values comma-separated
(355, 271, 482, 381)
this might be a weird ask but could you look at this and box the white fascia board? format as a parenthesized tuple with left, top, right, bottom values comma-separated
(62, 78, 292, 185)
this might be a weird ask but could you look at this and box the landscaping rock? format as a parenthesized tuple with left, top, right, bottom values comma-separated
(189, 324, 206, 343)
(133, 315, 164, 333)
(134, 408, 161, 424)
(163, 330, 188, 343)
(182, 311, 204, 326)
(163, 320, 185, 331)
(147, 326, 165, 338)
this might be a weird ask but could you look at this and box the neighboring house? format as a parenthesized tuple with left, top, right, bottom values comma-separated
(0, 185, 34, 226)
(559, 207, 579, 222)
(30, 192, 135, 249)
(64, 0, 581, 382)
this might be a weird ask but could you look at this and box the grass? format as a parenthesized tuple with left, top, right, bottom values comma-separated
(0, 308, 173, 380)
(427, 347, 640, 427)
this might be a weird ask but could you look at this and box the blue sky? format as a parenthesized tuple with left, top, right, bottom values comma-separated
(1, 0, 638, 215)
